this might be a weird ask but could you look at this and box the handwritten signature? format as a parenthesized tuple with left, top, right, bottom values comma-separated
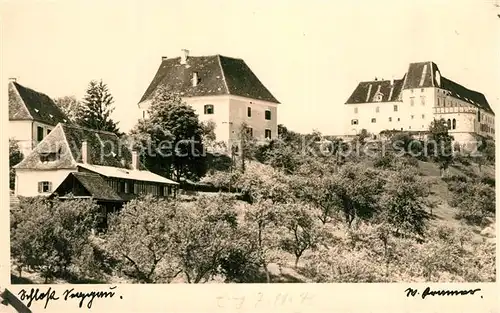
(405, 287, 482, 299)
(18, 286, 121, 309)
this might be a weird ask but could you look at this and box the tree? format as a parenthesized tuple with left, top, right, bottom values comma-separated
(427, 119, 454, 177)
(105, 196, 182, 283)
(278, 202, 325, 268)
(9, 139, 23, 190)
(448, 181, 495, 226)
(236, 122, 258, 173)
(76, 80, 122, 136)
(10, 197, 99, 282)
(54, 96, 84, 123)
(129, 86, 207, 181)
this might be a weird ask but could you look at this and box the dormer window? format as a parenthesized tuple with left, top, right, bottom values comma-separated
(40, 152, 59, 163)
(373, 93, 383, 102)
(34, 108, 39, 113)
(204, 104, 214, 114)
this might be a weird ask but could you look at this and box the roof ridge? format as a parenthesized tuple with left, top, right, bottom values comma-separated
(217, 54, 230, 95)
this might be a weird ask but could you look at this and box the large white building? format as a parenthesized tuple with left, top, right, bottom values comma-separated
(344, 61, 495, 143)
(138, 49, 280, 148)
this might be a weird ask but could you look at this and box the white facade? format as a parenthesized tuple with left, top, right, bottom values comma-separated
(139, 94, 278, 148)
(10, 120, 56, 157)
(15, 168, 75, 197)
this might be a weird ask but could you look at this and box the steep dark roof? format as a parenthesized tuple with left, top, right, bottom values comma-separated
(440, 77, 494, 114)
(15, 123, 147, 170)
(139, 55, 279, 104)
(54, 172, 123, 201)
(402, 61, 438, 89)
(345, 77, 405, 104)
(8, 81, 68, 125)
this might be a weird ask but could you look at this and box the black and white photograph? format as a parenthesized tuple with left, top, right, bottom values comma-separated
(1, 1, 498, 310)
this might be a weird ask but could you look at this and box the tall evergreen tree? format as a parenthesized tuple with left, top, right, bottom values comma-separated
(77, 80, 122, 136)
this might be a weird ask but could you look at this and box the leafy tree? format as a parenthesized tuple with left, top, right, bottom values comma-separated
(9, 139, 23, 190)
(378, 168, 430, 237)
(54, 96, 84, 123)
(129, 86, 206, 181)
(76, 80, 122, 136)
(237, 162, 291, 204)
(105, 196, 182, 283)
(10, 197, 99, 282)
(427, 119, 454, 177)
(278, 202, 325, 267)
(448, 181, 495, 226)
(236, 122, 258, 173)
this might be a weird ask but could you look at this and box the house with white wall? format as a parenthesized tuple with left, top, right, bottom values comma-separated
(8, 78, 68, 157)
(138, 49, 280, 148)
(13, 123, 178, 202)
(344, 61, 495, 144)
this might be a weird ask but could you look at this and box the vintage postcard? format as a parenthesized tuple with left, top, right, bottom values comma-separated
(0, 0, 498, 312)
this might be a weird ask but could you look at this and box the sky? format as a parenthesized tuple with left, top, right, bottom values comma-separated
(1, 0, 499, 135)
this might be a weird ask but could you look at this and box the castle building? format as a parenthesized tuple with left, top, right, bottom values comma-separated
(138, 49, 280, 148)
(344, 62, 495, 143)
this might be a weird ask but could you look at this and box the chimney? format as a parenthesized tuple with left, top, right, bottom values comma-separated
(374, 77, 378, 81)
(131, 150, 139, 170)
(180, 49, 189, 64)
(161, 56, 168, 61)
(81, 141, 88, 164)
(8, 77, 16, 82)
(192, 72, 199, 87)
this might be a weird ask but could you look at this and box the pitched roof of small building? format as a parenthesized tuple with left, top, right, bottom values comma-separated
(54, 172, 123, 202)
(8, 81, 68, 125)
(345, 61, 494, 114)
(139, 54, 280, 104)
(78, 163, 178, 185)
(14, 123, 145, 170)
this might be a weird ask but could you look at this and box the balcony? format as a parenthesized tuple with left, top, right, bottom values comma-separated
(433, 106, 476, 114)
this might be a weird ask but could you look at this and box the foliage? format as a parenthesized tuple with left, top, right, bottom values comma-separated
(129, 86, 207, 181)
(427, 119, 454, 176)
(448, 181, 495, 226)
(10, 197, 99, 282)
(76, 80, 122, 136)
(54, 96, 84, 123)
(9, 139, 23, 190)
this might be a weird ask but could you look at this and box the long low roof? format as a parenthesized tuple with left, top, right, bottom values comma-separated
(77, 163, 179, 185)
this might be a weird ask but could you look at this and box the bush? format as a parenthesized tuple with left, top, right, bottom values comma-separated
(10, 197, 99, 282)
(448, 182, 495, 226)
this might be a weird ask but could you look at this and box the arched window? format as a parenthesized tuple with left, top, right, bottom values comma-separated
(452, 118, 456, 130)
(204, 104, 214, 114)
(447, 119, 451, 130)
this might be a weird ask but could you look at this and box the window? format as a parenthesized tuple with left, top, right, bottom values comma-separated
(247, 107, 252, 117)
(421, 88, 424, 92)
(422, 114, 425, 119)
(246, 127, 253, 137)
(351, 119, 359, 125)
(265, 129, 272, 139)
(38, 181, 52, 193)
(409, 126, 411, 129)
(420, 96, 425, 105)
(371, 118, 376, 123)
(142, 111, 146, 119)
(37, 126, 44, 142)
(397, 117, 400, 121)
(46, 128, 51, 135)
(452, 118, 456, 130)
(447, 119, 451, 130)
(388, 117, 392, 122)
(354, 107, 358, 114)
(40, 152, 58, 163)
(437, 98, 440, 106)
(375, 106, 380, 113)
(477, 110, 481, 122)
(393, 105, 398, 112)
(265, 110, 271, 120)
(411, 115, 414, 119)
(411, 89, 414, 93)
(204, 104, 214, 114)
(410, 97, 415, 106)
(119, 181, 126, 193)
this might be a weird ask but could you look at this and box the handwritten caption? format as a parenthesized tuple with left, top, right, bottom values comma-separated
(405, 287, 482, 299)
(216, 291, 314, 310)
(18, 286, 122, 309)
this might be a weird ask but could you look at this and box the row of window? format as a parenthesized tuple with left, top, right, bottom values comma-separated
(203, 104, 272, 120)
(354, 105, 400, 114)
(446, 119, 457, 130)
(351, 115, 426, 125)
(409, 96, 425, 106)
(410, 88, 426, 93)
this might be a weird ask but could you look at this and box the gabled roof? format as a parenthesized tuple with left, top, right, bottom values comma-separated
(14, 123, 146, 170)
(440, 76, 494, 114)
(402, 61, 438, 89)
(345, 77, 405, 104)
(78, 163, 178, 185)
(139, 55, 279, 104)
(53, 172, 123, 202)
(8, 81, 68, 125)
